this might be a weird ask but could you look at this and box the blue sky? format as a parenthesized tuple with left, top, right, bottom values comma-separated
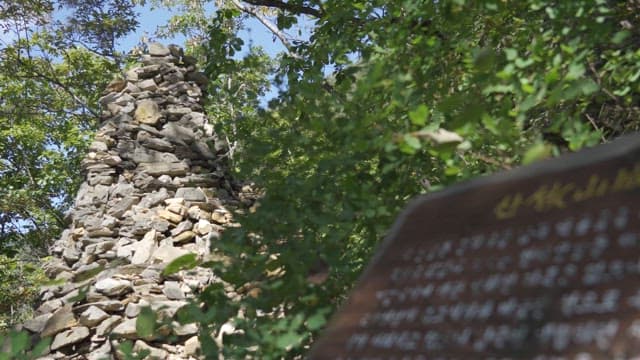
(117, 3, 294, 58)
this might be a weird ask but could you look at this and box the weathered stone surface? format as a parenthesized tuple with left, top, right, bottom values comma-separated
(185, 71, 208, 86)
(172, 230, 195, 245)
(138, 161, 189, 176)
(42, 304, 77, 338)
(96, 315, 123, 336)
(134, 99, 162, 125)
(184, 336, 200, 357)
(79, 306, 109, 327)
(23, 313, 52, 333)
(162, 281, 185, 300)
(134, 340, 168, 359)
(175, 187, 206, 202)
(51, 326, 90, 351)
(111, 317, 138, 339)
(137, 78, 158, 91)
(152, 245, 190, 264)
(95, 278, 133, 297)
(105, 78, 127, 93)
(131, 229, 158, 265)
(158, 209, 183, 223)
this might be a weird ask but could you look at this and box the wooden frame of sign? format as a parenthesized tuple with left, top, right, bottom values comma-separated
(309, 133, 640, 359)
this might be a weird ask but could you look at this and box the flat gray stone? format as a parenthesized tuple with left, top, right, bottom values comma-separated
(131, 229, 158, 265)
(96, 315, 123, 336)
(131, 147, 179, 164)
(137, 78, 158, 91)
(160, 123, 195, 143)
(138, 161, 189, 176)
(149, 42, 171, 57)
(79, 305, 109, 327)
(50, 326, 90, 351)
(151, 244, 189, 264)
(175, 187, 206, 202)
(134, 340, 168, 359)
(111, 317, 138, 339)
(41, 304, 77, 338)
(162, 281, 185, 300)
(23, 313, 52, 333)
(94, 277, 132, 297)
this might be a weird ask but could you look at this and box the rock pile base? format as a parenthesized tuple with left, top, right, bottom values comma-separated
(21, 43, 254, 359)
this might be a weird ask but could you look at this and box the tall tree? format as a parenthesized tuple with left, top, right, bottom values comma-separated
(0, 0, 138, 255)
(0, 0, 139, 328)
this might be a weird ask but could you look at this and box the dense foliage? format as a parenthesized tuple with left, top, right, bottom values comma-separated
(0, 0, 138, 328)
(189, 0, 640, 358)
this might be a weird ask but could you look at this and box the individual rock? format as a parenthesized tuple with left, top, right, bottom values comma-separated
(137, 78, 158, 91)
(41, 304, 77, 338)
(62, 247, 81, 265)
(134, 100, 162, 125)
(193, 219, 213, 235)
(86, 341, 112, 360)
(157, 209, 182, 224)
(105, 78, 127, 93)
(23, 313, 53, 333)
(131, 229, 158, 265)
(37, 298, 63, 314)
(160, 123, 195, 144)
(184, 336, 200, 357)
(132, 147, 180, 164)
(172, 230, 195, 245)
(79, 306, 109, 327)
(50, 326, 90, 351)
(138, 162, 189, 177)
(82, 300, 125, 313)
(74, 262, 104, 282)
(96, 315, 123, 336)
(175, 187, 206, 202)
(173, 322, 198, 336)
(134, 340, 168, 359)
(185, 71, 208, 86)
(151, 245, 190, 264)
(107, 196, 139, 218)
(94, 278, 133, 297)
(111, 318, 138, 339)
(162, 281, 185, 300)
(166, 202, 187, 218)
(125, 302, 141, 318)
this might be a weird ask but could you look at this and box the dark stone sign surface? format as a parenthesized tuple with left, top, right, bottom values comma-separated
(310, 134, 640, 359)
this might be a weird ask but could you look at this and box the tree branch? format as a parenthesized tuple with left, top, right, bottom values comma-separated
(241, 0, 323, 18)
(230, 0, 302, 59)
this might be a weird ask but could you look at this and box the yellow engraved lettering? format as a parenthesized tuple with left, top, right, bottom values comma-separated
(612, 168, 635, 191)
(594, 178, 610, 197)
(525, 182, 575, 212)
(494, 193, 524, 220)
(572, 174, 601, 202)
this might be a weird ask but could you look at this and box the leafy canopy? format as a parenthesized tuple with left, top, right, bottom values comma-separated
(189, 0, 640, 358)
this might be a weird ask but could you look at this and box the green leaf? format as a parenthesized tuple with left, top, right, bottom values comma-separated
(522, 142, 553, 165)
(136, 307, 157, 339)
(10, 331, 29, 355)
(162, 253, 199, 276)
(408, 104, 429, 126)
(275, 332, 302, 350)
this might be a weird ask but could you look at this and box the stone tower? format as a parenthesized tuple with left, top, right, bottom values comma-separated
(20, 43, 251, 359)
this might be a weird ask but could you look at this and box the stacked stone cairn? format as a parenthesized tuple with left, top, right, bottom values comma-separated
(20, 43, 255, 359)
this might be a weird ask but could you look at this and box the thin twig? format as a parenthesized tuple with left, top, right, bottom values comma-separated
(230, 0, 302, 59)
(585, 113, 607, 142)
(242, 0, 323, 18)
